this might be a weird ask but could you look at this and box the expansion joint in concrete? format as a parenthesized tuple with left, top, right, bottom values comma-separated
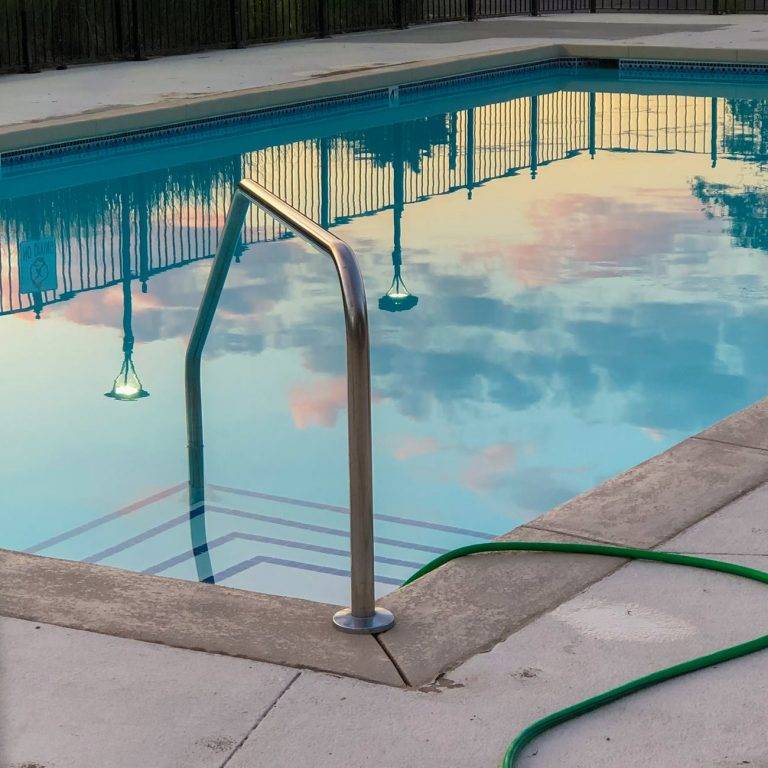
(219, 670, 302, 767)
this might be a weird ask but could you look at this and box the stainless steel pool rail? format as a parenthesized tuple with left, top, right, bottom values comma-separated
(185, 179, 395, 635)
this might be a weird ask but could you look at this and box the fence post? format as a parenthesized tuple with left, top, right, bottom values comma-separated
(531, 0, 539, 17)
(230, 0, 244, 47)
(590, 0, 596, 12)
(712, 0, 720, 14)
(131, 0, 147, 60)
(466, 0, 477, 21)
(395, 0, 408, 28)
(21, 2, 40, 73)
(317, 0, 329, 37)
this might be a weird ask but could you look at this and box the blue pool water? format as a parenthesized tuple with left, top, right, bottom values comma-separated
(3, 64, 768, 604)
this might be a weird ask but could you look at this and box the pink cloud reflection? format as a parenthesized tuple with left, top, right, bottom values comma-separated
(473, 192, 705, 287)
(392, 436, 441, 461)
(461, 442, 517, 492)
(289, 376, 348, 429)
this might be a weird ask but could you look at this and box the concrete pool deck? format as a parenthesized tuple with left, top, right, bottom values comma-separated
(5, 12, 768, 767)
(4, 13, 768, 154)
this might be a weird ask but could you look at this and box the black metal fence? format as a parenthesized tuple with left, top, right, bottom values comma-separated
(2, 0, 767, 75)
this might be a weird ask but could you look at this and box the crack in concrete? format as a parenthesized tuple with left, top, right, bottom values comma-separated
(692, 435, 768, 453)
(375, 633, 411, 688)
(219, 671, 301, 767)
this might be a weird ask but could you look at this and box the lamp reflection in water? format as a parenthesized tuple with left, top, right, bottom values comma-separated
(105, 196, 150, 402)
(379, 125, 418, 313)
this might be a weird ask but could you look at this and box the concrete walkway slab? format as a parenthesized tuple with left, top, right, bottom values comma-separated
(658, 480, 768, 556)
(227, 550, 768, 768)
(0, 616, 298, 768)
(5, 487, 768, 768)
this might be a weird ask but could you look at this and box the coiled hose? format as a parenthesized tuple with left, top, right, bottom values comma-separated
(402, 541, 768, 768)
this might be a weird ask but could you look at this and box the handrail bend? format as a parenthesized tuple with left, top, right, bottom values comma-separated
(185, 179, 394, 634)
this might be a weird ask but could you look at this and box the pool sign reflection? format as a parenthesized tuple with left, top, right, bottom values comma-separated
(19, 238, 57, 294)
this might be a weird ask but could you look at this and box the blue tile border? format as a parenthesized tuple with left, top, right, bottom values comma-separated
(4, 55, 768, 167)
(620, 58, 768, 76)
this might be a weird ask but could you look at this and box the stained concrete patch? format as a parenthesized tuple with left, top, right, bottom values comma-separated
(0, 616, 297, 768)
(550, 597, 698, 642)
(378, 526, 627, 686)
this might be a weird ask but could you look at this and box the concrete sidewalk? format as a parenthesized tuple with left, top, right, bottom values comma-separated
(5, 479, 768, 768)
(2, 13, 767, 129)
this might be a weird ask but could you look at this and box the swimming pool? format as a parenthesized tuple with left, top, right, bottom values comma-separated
(3, 62, 768, 605)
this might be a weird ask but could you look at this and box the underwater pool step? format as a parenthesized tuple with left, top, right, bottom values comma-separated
(24, 481, 494, 603)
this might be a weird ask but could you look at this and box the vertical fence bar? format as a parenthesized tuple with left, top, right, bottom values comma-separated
(589, 92, 596, 157)
(711, 96, 718, 167)
(712, 0, 719, 14)
(590, 0, 596, 12)
(131, 0, 146, 59)
(56, 0, 68, 69)
(467, 0, 477, 19)
(317, 0, 328, 37)
(115, 0, 128, 57)
(466, 107, 475, 198)
(320, 136, 331, 229)
(395, 0, 408, 28)
(530, 94, 538, 178)
(531, 0, 539, 16)
(21, 1, 40, 73)
(230, 0, 244, 46)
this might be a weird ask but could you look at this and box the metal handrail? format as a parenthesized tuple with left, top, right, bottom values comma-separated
(185, 179, 395, 635)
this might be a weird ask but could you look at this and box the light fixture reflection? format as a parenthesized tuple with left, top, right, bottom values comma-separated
(106, 194, 150, 402)
(379, 270, 418, 312)
(105, 355, 149, 401)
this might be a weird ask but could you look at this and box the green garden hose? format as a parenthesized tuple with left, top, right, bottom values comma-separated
(402, 541, 768, 768)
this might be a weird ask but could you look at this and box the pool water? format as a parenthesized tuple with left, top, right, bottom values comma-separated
(3, 65, 768, 605)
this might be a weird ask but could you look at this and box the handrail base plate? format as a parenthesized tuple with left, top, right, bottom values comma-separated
(333, 606, 395, 634)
